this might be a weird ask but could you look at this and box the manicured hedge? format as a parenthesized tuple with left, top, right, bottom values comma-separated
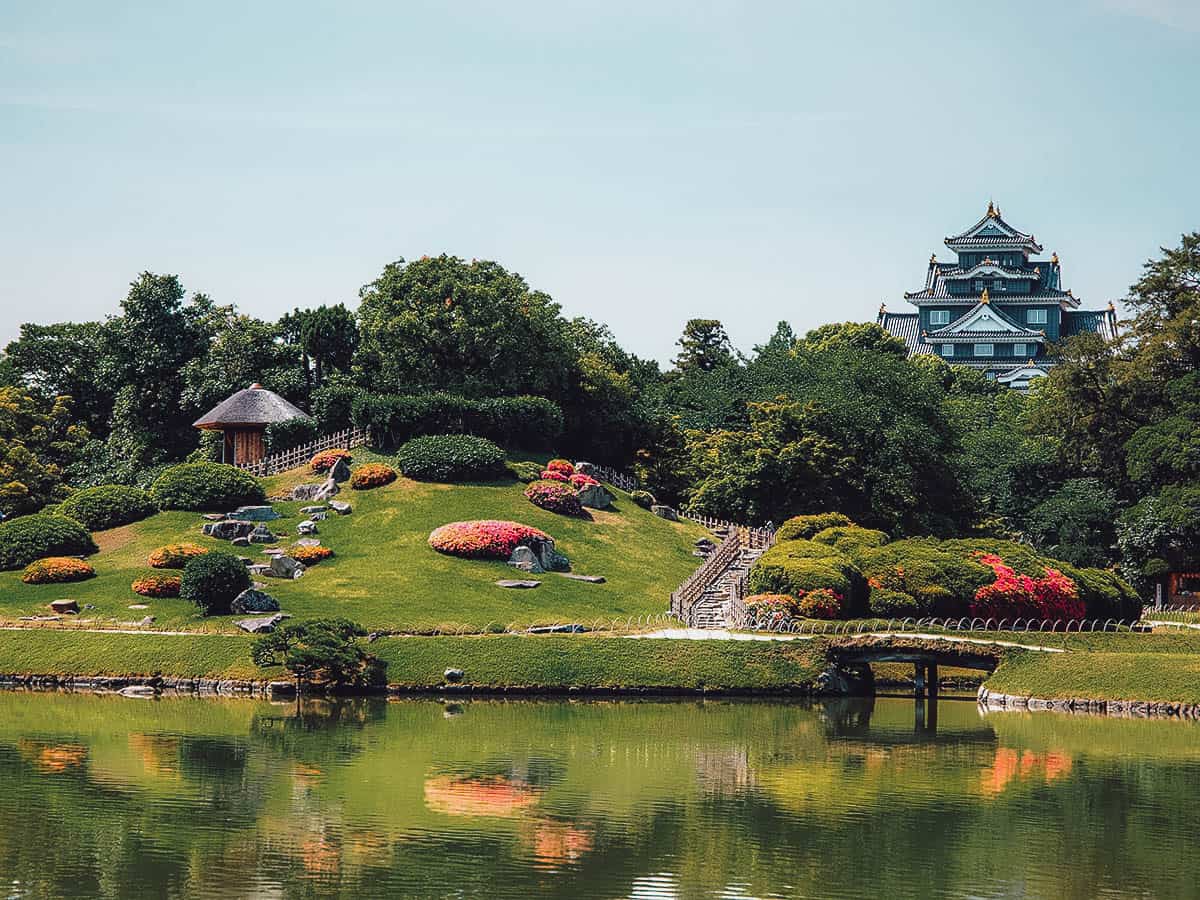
(264, 416, 319, 454)
(180, 551, 251, 616)
(150, 463, 266, 511)
(811, 525, 889, 557)
(507, 461, 544, 483)
(22, 557, 95, 585)
(349, 463, 397, 490)
(148, 543, 209, 569)
(0, 514, 98, 571)
(524, 480, 586, 517)
(748, 539, 867, 615)
(132, 571, 182, 598)
(290, 544, 334, 565)
(352, 391, 563, 450)
(776, 512, 853, 543)
(397, 434, 506, 482)
(311, 448, 353, 473)
(428, 520, 552, 560)
(56, 484, 157, 531)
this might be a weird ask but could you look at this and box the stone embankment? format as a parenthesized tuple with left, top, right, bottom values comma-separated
(0, 674, 295, 697)
(978, 686, 1200, 720)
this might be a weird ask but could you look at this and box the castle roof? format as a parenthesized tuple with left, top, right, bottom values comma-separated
(927, 298, 1046, 341)
(944, 202, 1043, 253)
(193, 383, 307, 430)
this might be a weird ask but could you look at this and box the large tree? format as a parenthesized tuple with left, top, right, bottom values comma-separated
(3, 321, 114, 435)
(672, 318, 736, 374)
(0, 388, 89, 516)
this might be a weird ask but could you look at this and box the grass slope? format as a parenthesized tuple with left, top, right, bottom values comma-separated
(0, 450, 706, 632)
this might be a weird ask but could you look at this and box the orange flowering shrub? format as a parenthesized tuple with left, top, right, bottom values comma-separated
(22, 556, 96, 584)
(350, 463, 397, 490)
(545, 459, 575, 476)
(148, 543, 209, 569)
(131, 571, 181, 597)
(290, 544, 334, 565)
(311, 448, 352, 473)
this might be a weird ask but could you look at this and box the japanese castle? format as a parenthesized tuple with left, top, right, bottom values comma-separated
(878, 203, 1118, 389)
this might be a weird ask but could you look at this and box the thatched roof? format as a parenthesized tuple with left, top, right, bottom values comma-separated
(193, 383, 307, 429)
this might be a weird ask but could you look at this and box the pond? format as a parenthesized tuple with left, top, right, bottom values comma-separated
(0, 692, 1197, 899)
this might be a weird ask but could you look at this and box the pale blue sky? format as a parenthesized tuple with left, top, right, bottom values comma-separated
(2, 1, 1197, 363)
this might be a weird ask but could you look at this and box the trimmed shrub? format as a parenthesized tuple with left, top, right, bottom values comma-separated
(539, 469, 570, 483)
(350, 463, 397, 490)
(856, 538, 992, 617)
(397, 434, 506, 482)
(811, 525, 889, 557)
(776, 512, 853, 543)
(524, 480, 586, 517)
(150, 463, 265, 512)
(744, 593, 799, 624)
(0, 514, 98, 571)
(264, 416, 319, 454)
(569, 473, 600, 489)
(428, 520, 552, 560)
(507, 461, 543, 483)
(797, 588, 843, 619)
(290, 544, 334, 565)
(630, 490, 656, 510)
(180, 551, 251, 616)
(545, 459, 575, 476)
(311, 448, 353, 473)
(353, 392, 563, 450)
(1073, 567, 1142, 620)
(969, 553, 1084, 621)
(748, 540, 867, 615)
(56, 484, 157, 531)
(22, 556, 95, 584)
(868, 588, 921, 618)
(149, 543, 209, 569)
(132, 571, 181, 598)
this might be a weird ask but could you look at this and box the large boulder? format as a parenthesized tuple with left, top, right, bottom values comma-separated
(249, 525, 276, 544)
(230, 588, 281, 615)
(297, 520, 319, 536)
(574, 461, 598, 477)
(523, 536, 569, 572)
(230, 505, 280, 522)
(329, 457, 352, 483)
(234, 613, 291, 634)
(291, 477, 340, 502)
(202, 519, 256, 541)
(328, 500, 352, 516)
(651, 504, 680, 522)
(577, 483, 614, 510)
(269, 555, 306, 580)
(507, 546, 545, 574)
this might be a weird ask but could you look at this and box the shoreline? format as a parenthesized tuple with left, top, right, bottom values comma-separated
(977, 685, 1200, 720)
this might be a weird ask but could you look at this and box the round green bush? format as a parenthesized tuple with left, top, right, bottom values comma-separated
(56, 484, 157, 531)
(630, 490, 656, 510)
(180, 550, 251, 616)
(856, 538, 992, 616)
(811, 525, 889, 557)
(748, 540, 867, 615)
(150, 463, 266, 511)
(867, 588, 921, 618)
(507, 461, 544, 484)
(396, 434, 506, 482)
(0, 514, 98, 571)
(776, 512, 853, 543)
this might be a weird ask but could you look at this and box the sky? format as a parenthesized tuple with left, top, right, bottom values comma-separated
(1, 0, 1198, 365)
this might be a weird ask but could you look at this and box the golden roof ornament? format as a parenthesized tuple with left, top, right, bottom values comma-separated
(980, 288, 990, 304)
(929, 253, 936, 264)
(879, 302, 887, 314)
(1051, 252, 1059, 265)
(986, 200, 996, 217)
(1108, 300, 1116, 311)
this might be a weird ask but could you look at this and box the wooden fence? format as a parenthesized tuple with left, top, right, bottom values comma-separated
(235, 426, 369, 477)
(670, 529, 744, 622)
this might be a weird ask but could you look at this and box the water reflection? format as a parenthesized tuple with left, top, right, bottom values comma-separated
(0, 692, 1198, 898)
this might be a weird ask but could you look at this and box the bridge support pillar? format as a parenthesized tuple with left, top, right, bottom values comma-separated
(913, 663, 926, 699)
(927, 664, 938, 702)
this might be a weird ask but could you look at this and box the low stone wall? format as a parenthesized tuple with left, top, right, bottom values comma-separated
(0, 674, 295, 697)
(977, 686, 1200, 720)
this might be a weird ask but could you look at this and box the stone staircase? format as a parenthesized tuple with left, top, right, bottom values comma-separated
(687, 545, 767, 629)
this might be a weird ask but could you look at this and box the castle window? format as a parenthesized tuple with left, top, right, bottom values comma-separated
(929, 310, 950, 326)
(940, 344, 954, 357)
(974, 279, 985, 292)
(1027, 308, 1048, 325)
(993, 279, 1006, 291)
(1013, 343, 1027, 357)
(974, 343, 994, 357)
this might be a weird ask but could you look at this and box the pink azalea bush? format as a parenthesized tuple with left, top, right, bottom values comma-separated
(969, 553, 1084, 620)
(545, 459, 575, 476)
(539, 469, 570, 483)
(524, 480, 586, 517)
(428, 520, 552, 560)
(569, 473, 599, 489)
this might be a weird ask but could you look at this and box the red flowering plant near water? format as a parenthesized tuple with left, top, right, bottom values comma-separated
(429, 520, 552, 560)
(969, 553, 1084, 621)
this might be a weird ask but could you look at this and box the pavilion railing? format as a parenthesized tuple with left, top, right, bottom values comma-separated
(236, 426, 369, 477)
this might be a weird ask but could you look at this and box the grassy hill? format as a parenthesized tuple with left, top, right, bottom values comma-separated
(0, 450, 707, 633)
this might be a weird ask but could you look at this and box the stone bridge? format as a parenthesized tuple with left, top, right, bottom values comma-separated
(822, 635, 1008, 700)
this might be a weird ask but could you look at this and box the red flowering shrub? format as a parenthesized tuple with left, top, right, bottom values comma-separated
(350, 463, 397, 490)
(524, 480, 586, 517)
(569, 473, 599, 489)
(131, 571, 181, 597)
(429, 520, 552, 560)
(311, 448, 352, 473)
(745, 593, 798, 625)
(148, 543, 209, 569)
(797, 588, 843, 619)
(969, 553, 1084, 620)
(22, 557, 95, 585)
(545, 459, 575, 476)
(539, 469, 570, 483)
(290, 544, 334, 565)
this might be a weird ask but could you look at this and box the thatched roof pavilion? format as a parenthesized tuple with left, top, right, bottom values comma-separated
(193, 383, 307, 465)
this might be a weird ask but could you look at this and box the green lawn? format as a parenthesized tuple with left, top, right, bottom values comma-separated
(985, 649, 1200, 705)
(0, 450, 706, 632)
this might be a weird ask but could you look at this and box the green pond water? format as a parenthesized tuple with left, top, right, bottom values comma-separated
(1, 692, 1198, 899)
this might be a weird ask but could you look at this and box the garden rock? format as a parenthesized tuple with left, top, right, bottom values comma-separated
(269, 555, 306, 580)
(232, 536, 250, 547)
(309, 510, 328, 521)
(577, 483, 614, 510)
(527, 623, 588, 634)
(291, 476, 339, 502)
(575, 461, 598, 477)
(230, 588, 281, 615)
(249, 525, 276, 544)
(524, 537, 570, 572)
(651, 504, 680, 521)
(495, 579, 541, 589)
(231, 505, 280, 522)
(507, 546, 544, 574)
(49, 599, 79, 614)
(202, 513, 226, 522)
(119, 686, 157, 699)
(328, 500, 352, 515)
(294, 538, 321, 548)
(300, 505, 327, 515)
(329, 457, 352, 483)
(297, 520, 319, 536)
(561, 573, 606, 583)
(234, 613, 291, 634)
(202, 519, 255, 541)
(246, 563, 272, 577)
(444, 668, 464, 683)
